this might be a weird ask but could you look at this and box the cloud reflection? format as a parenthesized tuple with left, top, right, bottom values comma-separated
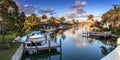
(64, 27, 92, 47)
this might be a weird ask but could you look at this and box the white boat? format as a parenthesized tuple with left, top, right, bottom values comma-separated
(14, 31, 52, 43)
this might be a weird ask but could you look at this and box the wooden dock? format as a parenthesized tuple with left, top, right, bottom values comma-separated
(24, 39, 62, 52)
(111, 34, 119, 38)
(90, 31, 112, 38)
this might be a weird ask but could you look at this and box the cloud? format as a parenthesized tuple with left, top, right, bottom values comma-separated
(49, 12, 56, 15)
(69, 0, 87, 9)
(14, 0, 55, 15)
(64, 0, 87, 19)
(22, 5, 39, 14)
(38, 8, 55, 15)
(64, 8, 86, 19)
(14, 1, 40, 15)
(76, 8, 86, 14)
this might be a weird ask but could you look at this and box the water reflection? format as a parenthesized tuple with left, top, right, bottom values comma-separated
(22, 26, 117, 60)
(95, 38, 117, 56)
(22, 49, 62, 60)
(57, 26, 117, 59)
(62, 27, 95, 47)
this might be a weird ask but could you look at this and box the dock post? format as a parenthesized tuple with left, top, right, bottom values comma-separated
(48, 52, 51, 60)
(23, 43, 25, 53)
(60, 39, 62, 48)
(48, 40, 51, 52)
(45, 34, 47, 43)
(35, 42, 37, 53)
(55, 36, 57, 43)
(23, 43, 25, 57)
(60, 39, 62, 60)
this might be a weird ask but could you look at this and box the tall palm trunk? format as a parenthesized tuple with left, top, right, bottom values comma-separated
(2, 25, 5, 43)
(1, 18, 5, 44)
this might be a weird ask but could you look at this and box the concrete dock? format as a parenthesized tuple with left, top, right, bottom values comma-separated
(11, 44, 23, 60)
(101, 45, 120, 60)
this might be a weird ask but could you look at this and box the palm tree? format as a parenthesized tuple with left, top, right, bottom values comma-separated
(87, 14, 95, 26)
(42, 14, 47, 19)
(49, 16, 56, 28)
(50, 16, 55, 21)
(87, 14, 94, 21)
(72, 19, 76, 24)
(60, 16, 66, 24)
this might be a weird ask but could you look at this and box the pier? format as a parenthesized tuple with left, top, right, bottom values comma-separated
(24, 39, 62, 52)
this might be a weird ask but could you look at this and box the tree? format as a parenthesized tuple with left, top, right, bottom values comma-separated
(0, 0, 28, 39)
(24, 14, 40, 31)
(15, 12, 26, 36)
(50, 16, 55, 21)
(49, 16, 56, 27)
(72, 19, 76, 24)
(87, 14, 96, 26)
(87, 14, 94, 21)
(101, 4, 120, 29)
(42, 14, 47, 19)
(76, 20, 79, 24)
(60, 16, 66, 23)
(0, 0, 26, 43)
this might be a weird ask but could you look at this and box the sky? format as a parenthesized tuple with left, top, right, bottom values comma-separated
(14, 0, 120, 21)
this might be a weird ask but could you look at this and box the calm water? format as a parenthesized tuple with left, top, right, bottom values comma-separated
(22, 27, 117, 60)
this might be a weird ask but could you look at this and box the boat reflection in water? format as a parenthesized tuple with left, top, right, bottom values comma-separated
(22, 26, 117, 60)
(22, 49, 62, 60)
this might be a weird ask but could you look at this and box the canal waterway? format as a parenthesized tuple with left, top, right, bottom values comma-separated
(22, 26, 117, 60)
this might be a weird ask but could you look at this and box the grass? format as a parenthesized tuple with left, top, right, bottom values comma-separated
(0, 31, 20, 60)
(0, 44, 19, 60)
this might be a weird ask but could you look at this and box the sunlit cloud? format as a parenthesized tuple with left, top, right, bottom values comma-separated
(22, 5, 39, 14)
(69, 0, 87, 9)
(64, 0, 87, 19)
(64, 8, 86, 19)
(14, 0, 55, 15)
(38, 8, 55, 15)
(14, 0, 40, 15)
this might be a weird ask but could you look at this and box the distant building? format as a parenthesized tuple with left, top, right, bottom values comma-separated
(40, 19, 48, 23)
(40, 17, 60, 23)
(53, 18, 60, 23)
(66, 16, 101, 22)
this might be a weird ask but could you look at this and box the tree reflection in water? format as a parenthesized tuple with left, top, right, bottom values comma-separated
(97, 38, 117, 56)
(60, 31, 66, 40)
(88, 38, 94, 44)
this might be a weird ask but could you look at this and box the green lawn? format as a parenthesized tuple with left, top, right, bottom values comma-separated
(0, 31, 20, 60)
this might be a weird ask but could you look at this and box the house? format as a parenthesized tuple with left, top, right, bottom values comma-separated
(40, 19, 48, 23)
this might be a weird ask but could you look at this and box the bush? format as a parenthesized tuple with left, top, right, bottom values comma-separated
(112, 27, 120, 35)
